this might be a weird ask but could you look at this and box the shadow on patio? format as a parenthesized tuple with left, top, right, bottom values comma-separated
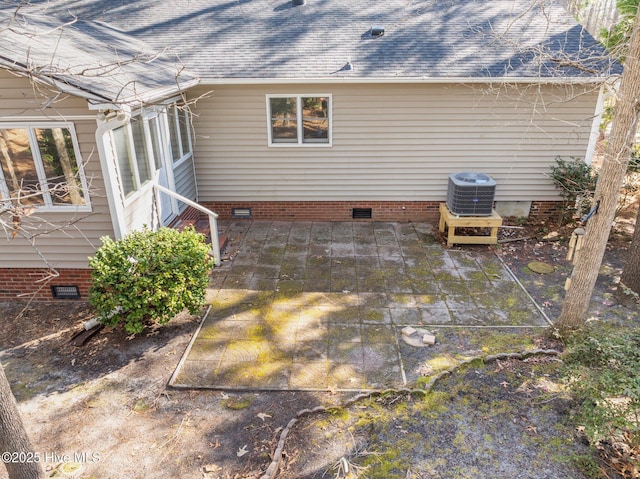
(170, 221, 550, 391)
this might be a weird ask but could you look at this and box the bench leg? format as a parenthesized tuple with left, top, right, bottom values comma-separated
(489, 226, 499, 243)
(447, 226, 455, 247)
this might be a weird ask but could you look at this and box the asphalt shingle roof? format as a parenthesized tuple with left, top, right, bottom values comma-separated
(0, 11, 198, 105)
(1, 0, 619, 96)
(56, 0, 618, 81)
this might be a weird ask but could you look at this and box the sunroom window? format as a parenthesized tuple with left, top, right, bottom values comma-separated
(0, 125, 88, 209)
(267, 95, 331, 146)
(111, 103, 192, 200)
(167, 104, 192, 163)
(112, 116, 154, 199)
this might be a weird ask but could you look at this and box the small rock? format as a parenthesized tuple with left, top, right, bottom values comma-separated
(401, 326, 417, 337)
(422, 334, 436, 345)
(203, 464, 222, 473)
(401, 327, 435, 347)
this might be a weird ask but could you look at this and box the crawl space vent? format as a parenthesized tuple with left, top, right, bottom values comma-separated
(446, 172, 496, 216)
(51, 285, 81, 299)
(352, 208, 372, 219)
(232, 208, 252, 218)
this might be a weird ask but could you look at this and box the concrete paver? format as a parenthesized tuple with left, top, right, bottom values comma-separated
(170, 221, 549, 391)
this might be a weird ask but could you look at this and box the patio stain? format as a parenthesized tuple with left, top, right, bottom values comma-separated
(170, 221, 550, 391)
(221, 396, 254, 410)
(362, 309, 386, 323)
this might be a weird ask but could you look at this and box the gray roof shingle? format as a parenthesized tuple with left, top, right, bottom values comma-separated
(1, 0, 619, 93)
(0, 10, 199, 105)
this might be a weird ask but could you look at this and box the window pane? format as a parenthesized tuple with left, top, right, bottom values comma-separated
(178, 108, 191, 155)
(34, 128, 85, 206)
(113, 126, 136, 197)
(167, 106, 181, 162)
(130, 119, 151, 185)
(0, 128, 44, 205)
(302, 97, 329, 143)
(303, 119, 329, 142)
(149, 117, 164, 170)
(270, 97, 298, 142)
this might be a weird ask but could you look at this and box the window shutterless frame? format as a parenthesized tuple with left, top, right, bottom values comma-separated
(112, 109, 171, 204)
(166, 103, 193, 165)
(112, 122, 150, 201)
(111, 102, 192, 208)
(0, 122, 91, 212)
(266, 94, 332, 147)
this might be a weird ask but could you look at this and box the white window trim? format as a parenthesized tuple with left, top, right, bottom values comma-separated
(166, 103, 194, 167)
(266, 94, 332, 147)
(113, 103, 193, 208)
(112, 117, 155, 206)
(0, 122, 92, 212)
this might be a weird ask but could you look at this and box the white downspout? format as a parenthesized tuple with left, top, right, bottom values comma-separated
(94, 108, 131, 239)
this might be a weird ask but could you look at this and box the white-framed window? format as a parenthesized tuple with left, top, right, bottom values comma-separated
(112, 117, 153, 199)
(166, 103, 193, 164)
(0, 123, 90, 211)
(111, 102, 192, 200)
(267, 94, 332, 146)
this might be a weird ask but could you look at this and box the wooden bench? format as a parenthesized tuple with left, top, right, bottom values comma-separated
(438, 203, 503, 246)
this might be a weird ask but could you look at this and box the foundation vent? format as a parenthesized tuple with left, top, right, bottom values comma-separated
(352, 208, 372, 219)
(51, 285, 81, 299)
(232, 208, 252, 218)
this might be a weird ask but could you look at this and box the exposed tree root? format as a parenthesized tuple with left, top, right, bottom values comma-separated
(260, 348, 562, 479)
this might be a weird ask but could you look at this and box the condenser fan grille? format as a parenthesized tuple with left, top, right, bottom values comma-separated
(446, 173, 496, 216)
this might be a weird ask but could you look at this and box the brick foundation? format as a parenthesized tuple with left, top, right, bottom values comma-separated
(201, 201, 443, 222)
(0, 268, 92, 302)
(529, 201, 563, 220)
(202, 200, 563, 222)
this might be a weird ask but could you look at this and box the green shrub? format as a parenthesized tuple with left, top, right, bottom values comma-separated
(89, 227, 214, 334)
(548, 156, 598, 224)
(563, 324, 640, 456)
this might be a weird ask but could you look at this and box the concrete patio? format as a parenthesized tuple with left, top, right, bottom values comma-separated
(170, 221, 550, 392)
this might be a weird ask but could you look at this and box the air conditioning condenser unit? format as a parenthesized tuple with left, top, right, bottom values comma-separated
(446, 172, 496, 216)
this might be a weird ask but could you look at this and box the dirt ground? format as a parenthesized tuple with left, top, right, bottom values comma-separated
(1, 202, 638, 478)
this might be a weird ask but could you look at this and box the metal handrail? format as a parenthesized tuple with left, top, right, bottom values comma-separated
(153, 184, 221, 266)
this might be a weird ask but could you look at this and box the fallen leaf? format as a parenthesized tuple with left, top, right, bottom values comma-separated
(203, 464, 221, 473)
(237, 445, 249, 457)
(257, 413, 272, 421)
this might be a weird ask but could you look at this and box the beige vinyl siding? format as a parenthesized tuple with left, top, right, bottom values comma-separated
(0, 70, 114, 269)
(174, 158, 197, 211)
(0, 70, 94, 118)
(190, 83, 598, 203)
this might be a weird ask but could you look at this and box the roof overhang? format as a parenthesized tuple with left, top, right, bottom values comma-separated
(199, 76, 617, 86)
(0, 15, 201, 111)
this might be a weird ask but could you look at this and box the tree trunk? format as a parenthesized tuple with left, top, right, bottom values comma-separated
(0, 131, 21, 195)
(556, 5, 640, 332)
(51, 127, 83, 205)
(0, 363, 44, 479)
(618, 201, 640, 304)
